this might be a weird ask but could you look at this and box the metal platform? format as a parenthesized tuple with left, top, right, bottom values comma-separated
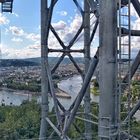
(0, 0, 13, 13)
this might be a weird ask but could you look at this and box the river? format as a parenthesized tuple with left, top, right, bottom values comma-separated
(0, 75, 139, 121)
(0, 75, 99, 110)
(0, 89, 33, 106)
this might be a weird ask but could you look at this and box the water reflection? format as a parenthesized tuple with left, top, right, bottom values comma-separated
(0, 89, 32, 106)
(0, 75, 99, 111)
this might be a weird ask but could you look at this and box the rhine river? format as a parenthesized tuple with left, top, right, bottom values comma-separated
(0, 75, 139, 120)
(0, 75, 99, 109)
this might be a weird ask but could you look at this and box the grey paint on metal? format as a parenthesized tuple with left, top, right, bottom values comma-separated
(67, 49, 99, 114)
(90, 19, 99, 45)
(124, 51, 140, 121)
(40, 0, 58, 139)
(121, 50, 140, 94)
(131, 0, 140, 17)
(39, 0, 49, 139)
(50, 25, 66, 49)
(39, 0, 100, 138)
(98, 0, 118, 139)
(84, 0, 92, 139)
(46, 117, 61, 137)
(121, 132, 139, 140)
(49, 49, 84, 53)
(68, 54, 83, 77)
(130, 52, 140, 74)
(51, 54, 65, 74)
(39, 0, 140, 139)
(68, 24, 84, 49)
(124, 99, 140, 122)
(63, 50, 99, 136)
(122, 0, 140, 18)
(121, 27, 140, 36)
(47, 65, 63, 128)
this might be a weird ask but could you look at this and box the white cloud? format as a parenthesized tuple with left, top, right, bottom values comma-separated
(9, 26, 40, 44)
(57, 11, 67, 16)
(131, 5, 137, 18)
(5, 13, 83, 58)
(26, 33, 40, 42)
(27, 44, 40, 50)
(1, 43, 40, 59)
(4, 13, 98, 58)
(49, 14, 98, 54)
(12, 12, 19, 17)
(69, 14, 82, 32)
(51, 14, 83, 44)
(132, 18, 140, 30)
(4, 28, 9, 35)
(11, 37, 23, 42)
(9, 26, 24, 36)
(0, 13, 9, 25)
(52, 20, 67, 30)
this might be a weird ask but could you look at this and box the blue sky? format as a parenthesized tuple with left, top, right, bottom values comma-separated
(0, 0, 88, 59)
(1, 0, 40, 58)
(0, 0, 139, 59)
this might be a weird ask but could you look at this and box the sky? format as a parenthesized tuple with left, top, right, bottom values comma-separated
(0, 0, 139, 59)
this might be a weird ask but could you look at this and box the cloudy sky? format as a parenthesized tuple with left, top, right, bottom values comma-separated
(0, 0, 139, 59)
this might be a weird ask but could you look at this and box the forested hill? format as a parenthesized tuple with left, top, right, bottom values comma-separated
(0, 57, 84, 67)
(26, 57, 84, 65)
(0, 59, 39, 67)
(0, 57, 135, 67)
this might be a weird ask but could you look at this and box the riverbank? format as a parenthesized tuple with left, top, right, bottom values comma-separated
(0, 72, 79, 99)
(0, 86, 71, 99)
(0, 87, 39, 96)
(56, 88, 71, 99)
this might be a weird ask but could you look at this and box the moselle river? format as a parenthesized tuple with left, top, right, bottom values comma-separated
(0, 75, 139, 120)
(0, 75, 99, 110)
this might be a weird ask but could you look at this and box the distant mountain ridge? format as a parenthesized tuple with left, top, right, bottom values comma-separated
(0, 57, 135, 67)
(25, 57, 84, 65)
(0, 57, 84, 67)
(0, 59, 39, 67)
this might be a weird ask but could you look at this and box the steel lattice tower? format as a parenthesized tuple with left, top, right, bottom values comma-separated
(0, 0, 139, 139)
(40, 0, 140, 139)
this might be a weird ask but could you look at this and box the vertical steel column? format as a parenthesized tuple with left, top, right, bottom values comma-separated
(131, 0, 140, 17)
(0, 28, 2, 60)
(84, 0, 92, 139)
(39, 0, 49, 139)
(98, 0, 118, 139)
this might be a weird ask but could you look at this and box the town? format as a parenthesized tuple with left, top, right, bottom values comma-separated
(0, 63, 84, 94)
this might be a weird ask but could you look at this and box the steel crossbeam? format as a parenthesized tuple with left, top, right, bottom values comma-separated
(40, 0, 140, 139)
